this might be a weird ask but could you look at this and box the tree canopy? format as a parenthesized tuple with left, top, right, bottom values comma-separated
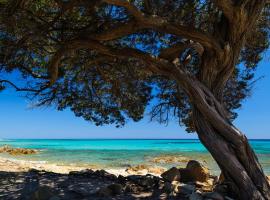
(0, 0, 269, 130)
(1, 1, 270, 198)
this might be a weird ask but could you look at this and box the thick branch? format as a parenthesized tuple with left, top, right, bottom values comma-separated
(159, 43, 189, 61)
(102, 0, 221, 52)
(47, 39, 175, 84)
(159, 42, 204, 61)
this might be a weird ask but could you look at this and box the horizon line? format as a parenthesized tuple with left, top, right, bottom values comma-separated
(2, 138, 270, 140)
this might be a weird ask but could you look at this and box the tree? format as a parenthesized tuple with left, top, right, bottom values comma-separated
(0, 0, 269, 199)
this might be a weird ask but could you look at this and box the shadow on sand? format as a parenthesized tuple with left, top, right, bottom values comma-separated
(0, 170, 184, 200)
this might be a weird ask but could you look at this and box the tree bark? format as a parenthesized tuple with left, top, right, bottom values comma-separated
(193, 108, 270, 200)
(170, 65, 270, 199)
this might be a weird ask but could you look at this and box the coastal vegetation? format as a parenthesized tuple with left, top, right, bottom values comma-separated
(0, 0, 269, 199)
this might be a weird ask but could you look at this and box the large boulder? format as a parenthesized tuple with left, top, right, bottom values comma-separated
(185, 160, 209, 182)
(179, 168, 193, 183)
(161, 167, 181, 182)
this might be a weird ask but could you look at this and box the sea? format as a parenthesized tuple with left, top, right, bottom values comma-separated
(0, 139, 270, 175)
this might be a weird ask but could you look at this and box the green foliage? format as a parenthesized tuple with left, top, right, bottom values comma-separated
(0, 0, 269, 130)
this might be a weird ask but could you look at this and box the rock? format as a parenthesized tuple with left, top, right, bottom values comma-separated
(94, 169, 117, 180)
(97, 184, 123, 197)
(124, 183, 142, 193)
(68, 183, 93, 196)
(97, 187, 113, 197)
(161, 167, 181, 182)
(149, 155, 189, 164)
(126, 165, 148, 175)
(127, 174, 158, 189)
(179, 168, 193, 182)
(185, 160, 209, 182)
(107, 183, 123, 195)
(175, 183, 196, 195)
(195, 181, 213, 192)
(189, 192, 204, 200)
(139, 175, 159, 188)
(28, 169, 40, 174)
(148, 166, 166, 175)
(126, 164, 165, 175)
(162, 182, 174, 193)
(117, 175, 127, 183)
(31, 186, 55, 200)
(204, 192, 224, 200)
(0, 145, 38, 155)
(69, 169, 94, 176)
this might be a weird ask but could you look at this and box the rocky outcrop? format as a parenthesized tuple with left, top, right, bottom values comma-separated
(149, 155, 189, 164)
(161, 167, 181, 182)
(186, 160, 209, 182)
(179, 160, 210, 183)
(0, 145, 37, 155)
(125, 164, 165, 175)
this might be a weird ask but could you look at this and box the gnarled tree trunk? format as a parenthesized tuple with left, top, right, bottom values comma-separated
(192, 100, 270, 199)
(172, 64, 270, 199)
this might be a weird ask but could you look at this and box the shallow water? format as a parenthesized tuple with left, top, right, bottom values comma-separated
(0, 139, 269, 175)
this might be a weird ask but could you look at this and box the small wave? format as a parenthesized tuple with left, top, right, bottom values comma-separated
(0, 156, 48, 164)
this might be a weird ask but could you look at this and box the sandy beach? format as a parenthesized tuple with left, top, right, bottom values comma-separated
(0, 155, 214, 200)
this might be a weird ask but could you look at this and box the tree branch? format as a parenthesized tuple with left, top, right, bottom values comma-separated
(91, 20, 140, 41)
(0, 80, 49, 93)
(159, 42, 204, 61)
(102, 0, 222, 52)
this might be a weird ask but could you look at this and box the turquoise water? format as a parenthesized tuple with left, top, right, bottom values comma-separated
(0, 139, 270, 175)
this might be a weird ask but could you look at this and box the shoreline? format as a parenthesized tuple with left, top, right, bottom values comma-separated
(0, 156, 165, 176)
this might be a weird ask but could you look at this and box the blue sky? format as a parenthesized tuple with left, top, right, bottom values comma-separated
(0, 53, 269, 139)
